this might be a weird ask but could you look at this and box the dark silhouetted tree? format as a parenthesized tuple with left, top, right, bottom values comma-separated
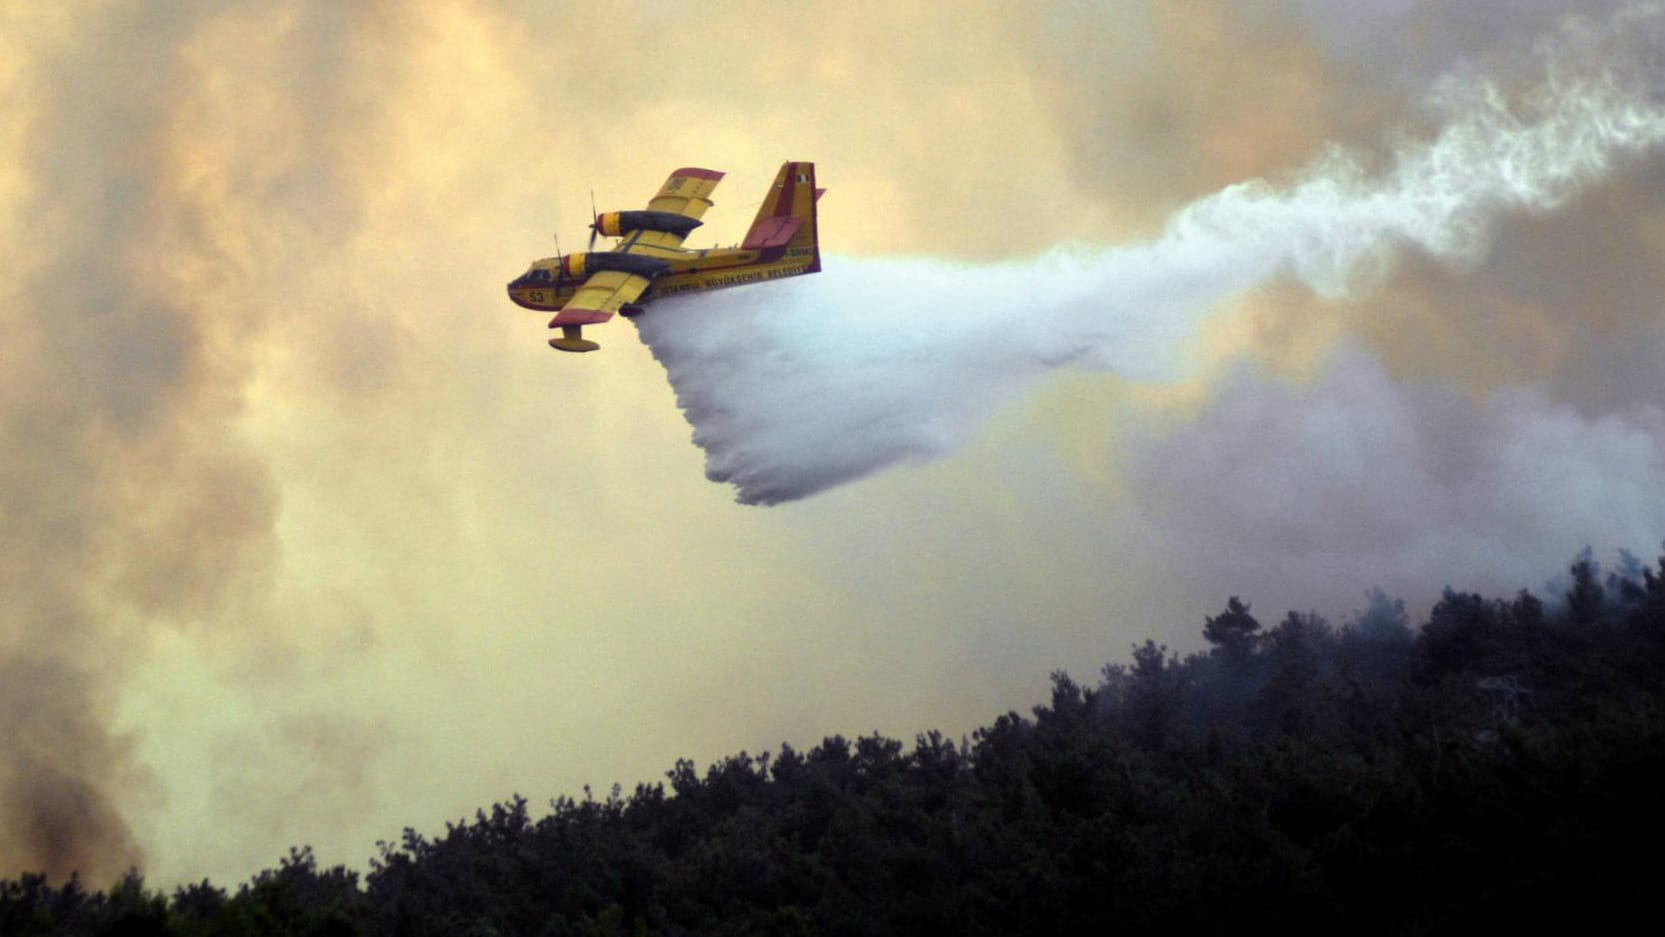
(1203, 596, 1261, 662)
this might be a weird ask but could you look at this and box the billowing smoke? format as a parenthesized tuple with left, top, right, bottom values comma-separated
(0, 2, 333, 882)
(1126, 348, 1665, 615)
(638, 7, 1665, 506)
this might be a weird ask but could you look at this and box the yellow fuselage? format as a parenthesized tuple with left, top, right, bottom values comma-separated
(507, 239, 820, 313)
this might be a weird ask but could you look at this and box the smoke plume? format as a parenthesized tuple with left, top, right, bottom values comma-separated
(0, 2, 328, 882)
(637, 7, 1665, 505)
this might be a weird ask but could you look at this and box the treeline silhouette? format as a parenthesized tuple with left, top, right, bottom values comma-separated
(6, 549, 1664, 936)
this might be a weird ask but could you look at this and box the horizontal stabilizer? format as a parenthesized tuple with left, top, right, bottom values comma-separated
(742, 215, 803, 250)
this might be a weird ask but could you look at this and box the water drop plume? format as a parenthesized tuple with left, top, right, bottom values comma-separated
(637, 7, 1665, 505)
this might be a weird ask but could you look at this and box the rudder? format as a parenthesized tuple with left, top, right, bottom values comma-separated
(742, 161, 821, 272)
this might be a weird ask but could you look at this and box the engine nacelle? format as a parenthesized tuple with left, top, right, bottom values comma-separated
(593, 210, 704, 240)
(560, 252, 590, 279)
(557, 251, 673, 281)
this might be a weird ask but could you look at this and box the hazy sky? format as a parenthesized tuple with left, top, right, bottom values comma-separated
(3, 0, 1664, 888)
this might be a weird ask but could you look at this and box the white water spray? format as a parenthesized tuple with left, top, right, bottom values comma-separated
(637, 8, 1665, 505)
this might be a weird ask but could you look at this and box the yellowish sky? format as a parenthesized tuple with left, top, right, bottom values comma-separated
(4, 0, 1665, 887)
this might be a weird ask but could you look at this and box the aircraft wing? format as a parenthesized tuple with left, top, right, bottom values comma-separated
(548, 168, 722, 338)
(548, 270, 652, 327)
(630, 167, 724, 250)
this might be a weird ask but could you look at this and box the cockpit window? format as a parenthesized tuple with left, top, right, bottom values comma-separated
(511, 267, 557, 289)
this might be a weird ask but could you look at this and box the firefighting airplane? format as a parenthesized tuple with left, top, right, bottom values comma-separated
(506, 161, 824, 352)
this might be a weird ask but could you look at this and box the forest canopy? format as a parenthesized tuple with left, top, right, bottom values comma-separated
(5, 548, 1664, 936)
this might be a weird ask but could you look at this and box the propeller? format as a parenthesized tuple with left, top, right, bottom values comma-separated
(587, 189, 599, 250)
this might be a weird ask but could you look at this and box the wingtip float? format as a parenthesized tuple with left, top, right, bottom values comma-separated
(506, 161, 825, 353)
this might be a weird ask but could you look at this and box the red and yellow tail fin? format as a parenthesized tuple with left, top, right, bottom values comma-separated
(742, 161, 821, 271)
